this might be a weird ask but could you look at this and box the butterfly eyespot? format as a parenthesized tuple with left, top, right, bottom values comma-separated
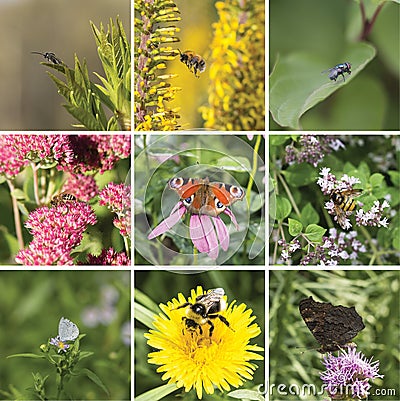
(230, 186, 244, 198)
(183, 195, 194, 206)
(169, 177, 184, 189)
(214, 197, 226, 212)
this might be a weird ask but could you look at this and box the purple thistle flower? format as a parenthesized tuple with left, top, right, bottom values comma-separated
(148, 202, 240, 260)
(320, 347, 383, 400)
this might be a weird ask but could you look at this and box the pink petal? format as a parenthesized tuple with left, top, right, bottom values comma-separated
(201, 215, 219, 260)
(224, 208, 240, 230)
(147, 205, 186, 239)
(189, 215, 210, 253)
(213, 216, 229, 251)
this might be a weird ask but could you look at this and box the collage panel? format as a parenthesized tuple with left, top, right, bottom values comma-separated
(134, 0, 265, 131)
(135, 269, 265, 400)
(269, 270, 400, 401)
(0, 270, 131, 400)
(0, 0, 130, 131)
(134, 134, 265, 266)
(0, 133, 131, 266)
(270, 0, 399, 130)
(269, 134, 399, 266)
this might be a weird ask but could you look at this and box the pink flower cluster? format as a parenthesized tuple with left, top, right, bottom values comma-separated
(63, 174, 99, 202)
(85, 248, 131, 265)
(63, 134, 131, 174)
(99, 183, 131, 238)
(15, 202, 97, 266)
(0, 134, 74, 178)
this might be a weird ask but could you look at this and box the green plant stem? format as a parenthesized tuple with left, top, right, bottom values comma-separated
(359, 225, 383, 265)
(7, 179, 24, 249)
(246, 135, 262, 205)
(123, 236, 130, 259)
(193, 246, 198, 265)
(278, 173, 301, 217)
(31, 163, 40, 205)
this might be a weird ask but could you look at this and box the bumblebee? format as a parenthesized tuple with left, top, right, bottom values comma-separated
(31, 51, 63, 65)
(173, 288, 233, 337)
(50, 192, 77, 207)
(178, 49, 206, 78)
(330, 188, 362, 229)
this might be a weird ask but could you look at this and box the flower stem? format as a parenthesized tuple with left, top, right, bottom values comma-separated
(31, 162, 40, 205)
(7, 179, 24, 249)
(246, 135, 262, 205)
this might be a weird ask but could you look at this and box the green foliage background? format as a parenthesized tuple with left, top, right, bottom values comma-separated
(270, 270, 400, 401)
(0, 271, 130, 400)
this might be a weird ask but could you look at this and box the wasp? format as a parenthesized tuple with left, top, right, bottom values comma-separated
(330, 188, 362, 229)
(322, 62, 351, 82)
(50, 192, 77, 207)
(31, 51, 63, 65)
(172, 288, 233, 337)
(178, 49, 206, 78)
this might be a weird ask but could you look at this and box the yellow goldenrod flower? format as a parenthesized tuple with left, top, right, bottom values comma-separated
(145, 286, 264, 399)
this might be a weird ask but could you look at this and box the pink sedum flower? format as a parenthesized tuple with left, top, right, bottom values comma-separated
(99, 183, 131, 238)
(15, 201, 97, 266)
(148, 202, 240, 260)
(63, 173, 99, 202)
(84, 248, 131, 265)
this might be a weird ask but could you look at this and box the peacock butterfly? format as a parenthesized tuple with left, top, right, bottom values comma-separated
(169, 177, 245, 217)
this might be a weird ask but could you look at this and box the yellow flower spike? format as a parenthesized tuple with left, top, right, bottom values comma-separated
(145, 286, 264, 399)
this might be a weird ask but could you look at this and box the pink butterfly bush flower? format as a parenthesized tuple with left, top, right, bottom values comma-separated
(15, 201, 97, 266)
(148, 201, 241, 260)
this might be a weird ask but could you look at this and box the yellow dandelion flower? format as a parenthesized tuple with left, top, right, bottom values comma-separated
(145, 286, 264, 399)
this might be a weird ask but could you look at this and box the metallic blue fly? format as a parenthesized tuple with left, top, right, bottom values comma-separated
(322, 62, 351, 82)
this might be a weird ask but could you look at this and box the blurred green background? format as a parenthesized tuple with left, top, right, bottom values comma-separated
(270, 0, 399, 130)
(270, 270, 400, 401)
(135, 269, 265, 401)
(0, 0, 129, 130)
(0, 270, 130, 400)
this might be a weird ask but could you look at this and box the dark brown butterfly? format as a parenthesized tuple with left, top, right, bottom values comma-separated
(299, 296, 365, 353)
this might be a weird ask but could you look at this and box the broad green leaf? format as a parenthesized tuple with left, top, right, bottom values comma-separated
(216, 156, 251, 172)
(304, 224, 326, 242)
(284, 164, 315, 187)
(370, 173, 385, 188)
(301, 203, 320, 226)
(80, 368, 109, 396)
(275, 196, 291, 220)
(135, 302, 157, 328)
(288, 218, 303, 236)
(228, 389, 265, 400)
(270, 43, 376, 129)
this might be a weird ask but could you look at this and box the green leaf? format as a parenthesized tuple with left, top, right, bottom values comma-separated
(388, 170, 400, 188)
(288, 218, 303, 236)
(284, 164, 315, 187)
(275, 196, 291, 220)
(136, 384, 179, 401)
(7, 353, 45, 359)
(228, 389, 265, 400)
(304, 224, 326, 242)
(135, 302, 157, 328)
(270, 43, 376, 129)
(215, 156, 251, 172)
(80, 368, 109, 396)
(369, 173, 385, 188)
(301, 203, 320, 226)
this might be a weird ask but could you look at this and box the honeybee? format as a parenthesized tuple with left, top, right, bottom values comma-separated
(50, 192, 77, 207)
(330, 188, 362, 230)
(178, 49, 206, 78)
(173, 288, 233, 337)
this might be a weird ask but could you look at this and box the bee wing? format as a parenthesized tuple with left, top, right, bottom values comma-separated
(334, 204, 350, 230)
(340, 189, 363, 197)
(321, 68, 334, 74)
(196, 288, 224, 309)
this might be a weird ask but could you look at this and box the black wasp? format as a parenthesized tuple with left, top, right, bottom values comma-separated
(31, 51, 63, 65)
(322, 62, 351, 82)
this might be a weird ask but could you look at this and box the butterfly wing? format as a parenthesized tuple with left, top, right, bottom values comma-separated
(58, 317, 80, 342)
